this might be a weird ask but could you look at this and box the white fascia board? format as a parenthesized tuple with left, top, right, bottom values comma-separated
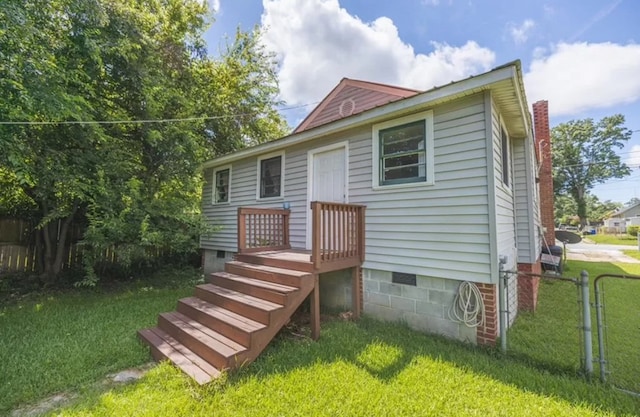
(512, 69, 532, 135)
(201, 65, 517, 170)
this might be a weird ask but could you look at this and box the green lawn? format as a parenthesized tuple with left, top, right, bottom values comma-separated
(622, 250, 640, 260)
(509, 260, 640, 394)
(3, 264, 640, 416)
(0, 267, 201, 413)
(54, 318, 640, 417)
(586, 234, 638, 246)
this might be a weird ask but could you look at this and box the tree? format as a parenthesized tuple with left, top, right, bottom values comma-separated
(552, 115, 632, 227)
(0, 0, 288, 285)
(554, 194, 579, 226)
(626, 197, 640, 207)
(585, 196, 622, 224)
(554, 193, 621, 226)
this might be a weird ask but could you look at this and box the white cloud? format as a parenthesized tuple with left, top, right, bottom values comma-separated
(626, 145, 640, 169)
(260, 0, 495, 105)
(524, 42, 640, 116)
(209, 0, 220, 12)
(422, 0, 440, 5)
(508, 19, 535, 45)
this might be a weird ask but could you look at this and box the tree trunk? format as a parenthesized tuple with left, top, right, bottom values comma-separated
(34, 228, 45, 275)
(574, 187, 588, 229)
(41, 218, 56, 285)
(39, 205, 78, 285)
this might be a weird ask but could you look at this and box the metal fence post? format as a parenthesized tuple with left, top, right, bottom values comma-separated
(594, 277, 607, 383)
(580, 270, 593, 378)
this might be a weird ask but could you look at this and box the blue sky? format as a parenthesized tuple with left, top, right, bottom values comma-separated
(203, 0, 640, 204)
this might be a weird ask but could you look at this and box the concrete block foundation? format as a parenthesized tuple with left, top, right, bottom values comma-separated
(363, 269, 477, 343)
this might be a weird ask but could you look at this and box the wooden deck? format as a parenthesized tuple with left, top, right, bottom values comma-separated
(139, 202, 365, 384)
(235, 249, 362, 274)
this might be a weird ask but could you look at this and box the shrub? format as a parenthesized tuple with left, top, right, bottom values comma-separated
(627, 225, 639, 237)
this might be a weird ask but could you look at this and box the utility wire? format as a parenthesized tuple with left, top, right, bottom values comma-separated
(0, 102, 319, 126)
(555, 159, 640, 169)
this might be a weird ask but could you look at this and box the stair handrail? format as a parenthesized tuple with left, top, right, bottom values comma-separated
(310, 201, 366, 269)
(237, 207, 291, 253)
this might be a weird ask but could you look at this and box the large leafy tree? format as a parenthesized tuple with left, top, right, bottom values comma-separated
(554, 194, 622, 226)
(552, 115, 632, 227)
(626, 197, 640, 207)
(0, 0, 288, 284)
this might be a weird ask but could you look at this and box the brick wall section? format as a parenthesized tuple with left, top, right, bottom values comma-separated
(533, 100, 555, 246)
(476, 283, 498, 346)
(517, 262, 542, 312)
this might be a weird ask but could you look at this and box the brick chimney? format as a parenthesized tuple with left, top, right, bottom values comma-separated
(533, 100, 555, 246)
(516, 100, 553, 313)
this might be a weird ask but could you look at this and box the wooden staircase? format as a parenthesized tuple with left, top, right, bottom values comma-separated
(138, 256, 315, 384)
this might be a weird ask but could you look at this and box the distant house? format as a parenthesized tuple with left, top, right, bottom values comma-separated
(140, 60, 554, 383)
(603, 202, 640, 233)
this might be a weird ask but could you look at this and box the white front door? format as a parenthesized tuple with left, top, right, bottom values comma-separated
(313, 147, 346, 203)
(306, 144, 347, 248)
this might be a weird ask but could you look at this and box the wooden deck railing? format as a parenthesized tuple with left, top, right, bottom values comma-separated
(237, 207, 291, 253)
(311, 202, 366, 270)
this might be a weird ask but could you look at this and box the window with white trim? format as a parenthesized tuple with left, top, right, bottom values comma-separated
(257, 153, 283, 199)
(373, 110, 434, 188)
(213, 166, 230, 204)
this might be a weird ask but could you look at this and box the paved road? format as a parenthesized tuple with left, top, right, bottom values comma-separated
(560, 240, 640, 263)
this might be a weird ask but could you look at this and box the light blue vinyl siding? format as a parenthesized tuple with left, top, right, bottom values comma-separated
(491, 99, 517, 274)
(202, 94, 495, 283)
(513, 134, 541, 264)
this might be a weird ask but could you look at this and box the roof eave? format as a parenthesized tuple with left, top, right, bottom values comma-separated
(202, 64, 518, 169)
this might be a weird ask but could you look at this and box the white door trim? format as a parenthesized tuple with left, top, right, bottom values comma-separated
(306, 141, 349, 249)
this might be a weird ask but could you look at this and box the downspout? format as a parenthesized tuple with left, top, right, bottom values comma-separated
(499, 256, 508, 353)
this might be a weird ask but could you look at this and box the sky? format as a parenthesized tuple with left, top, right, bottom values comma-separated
(203, 0, 640, 205)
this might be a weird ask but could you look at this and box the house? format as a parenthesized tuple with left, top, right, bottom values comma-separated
(139, 60, 553, 383)
(603, 202, 640, 233)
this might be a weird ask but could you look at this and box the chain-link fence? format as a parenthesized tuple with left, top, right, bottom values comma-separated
(505, 270, 587, 376)
(594, 274, 640, 395)
(502, 266, 640, 396)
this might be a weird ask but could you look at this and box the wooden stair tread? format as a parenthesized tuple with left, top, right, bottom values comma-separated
(139, 249, 337, 384)
(138, 328, 219, 384)
(197, 283, 283, 311)
(144, 327, 222, 378)
(226, 261, 312, 278)
(180, 297, 266, 332)
(160, 311, 247, 358)
(211, 271, 298, 293)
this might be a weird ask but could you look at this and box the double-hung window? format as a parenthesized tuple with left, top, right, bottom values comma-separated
(373, 110, 434, 188)
(257, 153, 284, 199)
(379, 120, 426, 185)
(213, 166, 230, 204)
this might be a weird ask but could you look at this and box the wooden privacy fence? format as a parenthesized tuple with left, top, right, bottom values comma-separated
(0, 217, 85, 245)
(0, 243, 91, 274)
(0, 244, 167, 275)
(237, 207, 291, 253)
(0, 218, 31, 244)
(311, 201, 365, 270)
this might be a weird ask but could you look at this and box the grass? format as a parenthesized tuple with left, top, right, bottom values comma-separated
(622, 250, 640, 260)
(0, 267, 201, 413)
(4, 264, 640, 416)
(51, 318, 640, 416)
(586, 234, 638, 246)
(509, 260, 640, 394)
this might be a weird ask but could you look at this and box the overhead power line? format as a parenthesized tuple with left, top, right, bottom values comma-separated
(0, 102, 319, 126)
